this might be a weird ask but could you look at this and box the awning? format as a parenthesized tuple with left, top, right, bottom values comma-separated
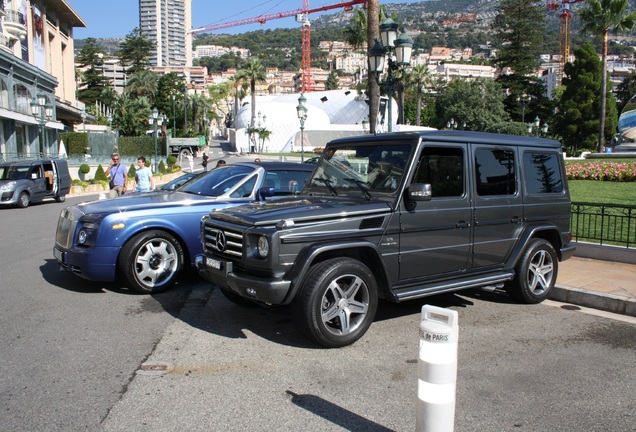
(0, 107, 65, 130)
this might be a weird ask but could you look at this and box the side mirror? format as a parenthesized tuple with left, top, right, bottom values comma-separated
(258, 186, 275, 200)
(407, 183, 432, 201)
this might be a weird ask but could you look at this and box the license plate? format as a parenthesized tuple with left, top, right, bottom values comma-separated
(53, 247, 64, 263)
(205, 257, 222, 270)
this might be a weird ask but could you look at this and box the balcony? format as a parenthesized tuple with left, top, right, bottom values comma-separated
(0, 34, 11, 53)
(4, 9, 27, 40)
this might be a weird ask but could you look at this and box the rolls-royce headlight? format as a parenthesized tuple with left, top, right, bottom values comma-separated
(78, 230, 88, 245)
(257, 236, 269, 258)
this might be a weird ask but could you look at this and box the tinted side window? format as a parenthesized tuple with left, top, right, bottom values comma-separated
(475, 148, 516, 196)
(523, 152, 564, 193)
(414, 147, 464, 197)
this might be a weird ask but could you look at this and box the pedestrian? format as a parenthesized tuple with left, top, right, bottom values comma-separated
(254, 157, 261, 162)
(133, 156, 155, 192)
(185, 151, 194, 173)
(105, 153, 128, 198)
(215, 159, 226, 168)
(202, 152, 209, 171)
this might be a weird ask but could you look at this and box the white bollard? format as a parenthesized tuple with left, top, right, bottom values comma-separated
(416, 305, 459, 432)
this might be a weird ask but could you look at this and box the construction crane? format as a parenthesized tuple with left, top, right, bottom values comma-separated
(191, 1, 368, 92)
(546, 0, 585, 80)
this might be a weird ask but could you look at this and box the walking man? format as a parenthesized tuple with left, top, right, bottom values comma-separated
(133, 156, 155, 192)
(105, 153, 128, 197)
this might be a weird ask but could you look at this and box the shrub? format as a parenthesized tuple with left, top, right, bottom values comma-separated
(79, 164, 90, 174)
(94, 165, 108, 182)
(128, 164, 137, 180)
(158, 160, 167, 174)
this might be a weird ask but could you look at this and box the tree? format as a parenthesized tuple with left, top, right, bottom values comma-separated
(555, 43, 617, 155)
(579, 0, 636, 152)
(113, 94, 152, 136)
(406, 64, 432, 126)
(235, 58, 267, 129)
(75, 38, 110, 108)
(188, 93, 212, 134)
(367, 0, 380, 134)
(615, 71, 636, 113)
(125, 69, 158, 100)
(344, 7, 367, 50)
(491, 0, 546, 107)
(325, 71, 340, 90)
(117, 28, 155, 75)
(435, 78, 510, 132)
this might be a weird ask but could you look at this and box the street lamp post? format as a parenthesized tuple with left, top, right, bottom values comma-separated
(446, 118, 457, 130)
(368, 19, 413, 132)
(527, 116, 549, 137)
(296, 93, 308, 162)
(516, 93, 531, 124)
(172, 94, 176, 137)
(148, 108, 164, 173)
(30, 92, 53, 158)
(362, 117, 369, 134)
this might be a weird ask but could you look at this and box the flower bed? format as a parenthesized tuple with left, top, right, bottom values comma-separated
(565, 161, 636, 182)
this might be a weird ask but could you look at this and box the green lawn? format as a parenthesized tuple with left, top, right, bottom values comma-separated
(568, 180, 635, 206)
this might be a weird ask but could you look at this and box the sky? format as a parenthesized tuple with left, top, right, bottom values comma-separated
(67, 0, 425, 39)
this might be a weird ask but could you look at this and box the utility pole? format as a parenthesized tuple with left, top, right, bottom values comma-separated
(367, 0, 380, 134)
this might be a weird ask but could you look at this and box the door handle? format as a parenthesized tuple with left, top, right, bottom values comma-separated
(456, 221, 469, 229)
(510, 216, 521, 223)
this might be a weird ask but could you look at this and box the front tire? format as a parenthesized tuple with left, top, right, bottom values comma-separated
(506, 239, 558, 304)
(118, 230, 185, 294)
(55, 194, 66, 203)
(292, 258, 378, 348)
(17, 192, 29, 208)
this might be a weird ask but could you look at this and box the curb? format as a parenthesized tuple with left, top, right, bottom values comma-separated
(551, 285, 636, 317)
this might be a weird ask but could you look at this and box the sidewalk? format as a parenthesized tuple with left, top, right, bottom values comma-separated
(552, 256, 636, 317)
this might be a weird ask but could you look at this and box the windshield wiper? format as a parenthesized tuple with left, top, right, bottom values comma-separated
(344, 178, 372, 201)
(314, 177, 337, 196)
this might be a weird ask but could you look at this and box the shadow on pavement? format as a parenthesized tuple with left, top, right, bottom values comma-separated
(286, 390, 394, 432)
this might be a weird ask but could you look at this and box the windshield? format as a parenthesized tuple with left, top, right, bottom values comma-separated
(304, 144, 413, 198)
(180, 165, 255, 197)
(0, 166, 29, 180)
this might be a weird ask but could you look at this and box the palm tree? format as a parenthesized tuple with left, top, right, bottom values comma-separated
(125, 69, 158, 100)
(344, 8, 367, 50)
(189, 93, 212, 134)
(579, 0, 636, 152)
(235, 58, 267, 129)
(407, 65, 432, 126)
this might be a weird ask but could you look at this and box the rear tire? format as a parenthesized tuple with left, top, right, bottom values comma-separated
(506, 239, 558, 304)
(55, 194, 66, 203)
(292, 258, 378, 348)
(118, 230, 185, 294)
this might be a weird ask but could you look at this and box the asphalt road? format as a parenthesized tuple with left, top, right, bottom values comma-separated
(1, 194, 635, 431)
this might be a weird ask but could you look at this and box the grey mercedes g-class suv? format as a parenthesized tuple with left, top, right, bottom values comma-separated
(196, 131, 575, 347)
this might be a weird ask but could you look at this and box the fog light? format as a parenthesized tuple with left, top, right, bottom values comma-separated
(257, 236, 269, 258)
(246, 287, 257, 297)
(78, 230, 88, 245)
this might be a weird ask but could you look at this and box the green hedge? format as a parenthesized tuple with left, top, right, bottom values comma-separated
(59, 132, 165, 157)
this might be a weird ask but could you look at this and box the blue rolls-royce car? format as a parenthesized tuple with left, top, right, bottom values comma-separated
(53, 162, 313, 293)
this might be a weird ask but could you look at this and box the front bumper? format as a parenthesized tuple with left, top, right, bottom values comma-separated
(195, 255, 291, 305)
(54, 245, 120, 282)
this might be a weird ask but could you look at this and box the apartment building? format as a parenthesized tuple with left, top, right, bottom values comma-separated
(139, 0, 192, 68)
(0, 0, 85, 160)
(194, 44, 250, 60)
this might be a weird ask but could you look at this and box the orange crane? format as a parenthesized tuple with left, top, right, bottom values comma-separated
(191, 1, 368, 92)
(546, 0, 585, 79)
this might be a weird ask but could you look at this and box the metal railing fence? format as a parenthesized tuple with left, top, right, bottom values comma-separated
(571, 202, 636, 249)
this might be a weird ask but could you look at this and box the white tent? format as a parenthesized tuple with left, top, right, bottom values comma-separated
(58, 139, 67, 159)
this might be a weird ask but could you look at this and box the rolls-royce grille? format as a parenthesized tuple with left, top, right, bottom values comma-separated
(55, 207, 84, 249)
(203, 222, 244, 258)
